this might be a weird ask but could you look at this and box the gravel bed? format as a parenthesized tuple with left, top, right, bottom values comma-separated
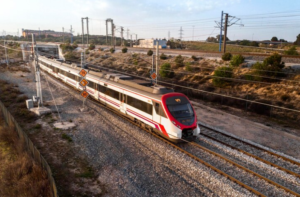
(201, 128, 300, 175)
(12, 69, 259, 196)
(197, 135, 300, 194)
(178, 143, 295, 197)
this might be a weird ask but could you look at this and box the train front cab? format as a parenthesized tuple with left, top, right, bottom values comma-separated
(161, 93, 200, 142)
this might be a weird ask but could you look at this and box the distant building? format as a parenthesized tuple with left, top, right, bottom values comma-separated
(135, 39, 167, 49)
(22, 29, 72, 38)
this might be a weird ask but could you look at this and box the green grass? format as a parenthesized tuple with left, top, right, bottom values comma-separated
(75, 166, 94, 178)
(62, 133, 73, 142)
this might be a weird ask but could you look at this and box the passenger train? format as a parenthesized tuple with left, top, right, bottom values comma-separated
(38, 56, 200, 142)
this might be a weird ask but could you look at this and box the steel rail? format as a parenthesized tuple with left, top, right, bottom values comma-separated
(190, 142, 300, 197)
(199, 124, 300, 167)
(200, 132, 300, 179)
(39, 65, 266, 197)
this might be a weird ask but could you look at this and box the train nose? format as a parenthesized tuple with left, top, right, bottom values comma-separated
(182, 128, 195, 140)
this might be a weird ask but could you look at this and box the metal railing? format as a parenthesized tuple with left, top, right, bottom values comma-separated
(0, 101, 58, 197)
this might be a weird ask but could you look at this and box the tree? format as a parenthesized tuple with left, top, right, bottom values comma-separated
(206, 37, 217, 42)
(110, 48, 115, 53)
(271, 36, 278, 41)
(216, 35, 230, 42)
(88, 43, 95, 50)
(284, 46, 299, 56)
(147, 50, 153, 56)
(159, 63, 174, 78)
(294, 34, 300, 45)
(122, 47, 128, 53)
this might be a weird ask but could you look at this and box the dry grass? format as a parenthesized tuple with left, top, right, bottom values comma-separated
(0, 122, 51, 197)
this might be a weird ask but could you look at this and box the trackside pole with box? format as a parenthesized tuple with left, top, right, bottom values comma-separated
(79, 52, 89, 110)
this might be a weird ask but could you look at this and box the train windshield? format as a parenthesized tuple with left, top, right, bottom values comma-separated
(166, 96, 194, 126)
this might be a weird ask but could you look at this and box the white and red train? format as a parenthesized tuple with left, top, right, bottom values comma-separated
(39, 56, 200, 142)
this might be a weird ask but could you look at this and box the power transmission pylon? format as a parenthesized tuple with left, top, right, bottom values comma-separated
(179, 27, 184, 48)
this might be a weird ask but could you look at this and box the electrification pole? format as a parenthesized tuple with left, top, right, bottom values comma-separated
(32, 34, 43, 107)
(156, 41, 159, 84)
(219, 11, 223, 52)
(223, 13, 228, 53)
(130, 35, 132, 47)
(4, 41, 9, 66)
(86, 17, 89, 45)
(121, 27, 124, 46)
(81, 18, 84, 48)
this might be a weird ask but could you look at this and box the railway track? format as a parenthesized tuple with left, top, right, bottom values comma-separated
(41, 69, 300, 197)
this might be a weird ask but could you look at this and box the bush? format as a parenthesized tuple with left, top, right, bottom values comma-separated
(122, 47, 128, 53)
(160, 53, 167, 60)
(88, 43, 95, 50)
(191, 55, 198, 61)
(147, 50, 153, 56)
(160, 63, 174, 78)
(175, 55, 184, 67)
(263, 53, 285, 69)
(110, 48, 115, 53)
(284, 46, 299, 56)
(222, 53, 232, 61)
(64, 52, 79, 61)
(230, 54, 245, 67)
(212, 66, 233, 86)
(185, 64, 193, 72)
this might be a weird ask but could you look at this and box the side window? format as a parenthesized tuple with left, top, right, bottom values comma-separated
(87, 80, 95, 89)
(127, 95, 152, 115)
(159, 104, 167, 118)
(98, 85, 106, 93)
(154, 103, 159, 114)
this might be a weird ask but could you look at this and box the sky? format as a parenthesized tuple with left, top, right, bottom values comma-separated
(1, 0, 300, 42)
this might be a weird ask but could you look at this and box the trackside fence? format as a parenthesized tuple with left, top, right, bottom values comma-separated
(0, 101, 58, 197)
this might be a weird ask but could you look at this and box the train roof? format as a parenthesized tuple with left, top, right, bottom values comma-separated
(39, 56, 174, 101)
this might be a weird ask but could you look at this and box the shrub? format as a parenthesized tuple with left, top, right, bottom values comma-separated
(160, 53, 167, 60)
(263, 53, 285, 69)
(222, 52, 232, 61)
(230, 54, 245, 67)
(185, 64, 193, 72)
(122, 47, 128, 53)
(85, 49, 89, 54)
(147, 50, 153, 56)
(175, 55, 184, 67)
(88, 43, 95, 50)
(160, 63, 174, 78)
(284, 46, 299, 56)
(191, 55, 198, 61)
(212, 66, 233, 86)
(64, 52, 79, 61)
(281, 94, 291, 102)
(110, 48, 115, 53)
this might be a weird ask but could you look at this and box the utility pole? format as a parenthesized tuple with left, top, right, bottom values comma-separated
(192, 26, 194, 41)
(81, 18, 84, 47)
(219, 11, 223, 52)
(135, 34, 137, 46)
(120, 27, 124, 46)
(86, 17, 89, 45)
(113, 24, 116, 49)
(70, 25, 74, 44)
(62, 27, 64, 43)
(223, 13, 228, 53)
(155, 41, 159, 84)
(130, 35, 132, 47)
(32, 34, 43, 107)
(4, 40, 9, 66)
(105, 18, 114, 46)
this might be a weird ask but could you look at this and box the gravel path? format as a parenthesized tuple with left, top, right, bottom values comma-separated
(179, 142, 296, 196)
(201, 127, 300, 175)
(0, 66, 258, 196)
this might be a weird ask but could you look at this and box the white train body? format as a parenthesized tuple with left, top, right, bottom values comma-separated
(39, 56, 200, 142)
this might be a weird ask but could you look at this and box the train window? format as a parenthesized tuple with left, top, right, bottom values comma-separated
(105, 88, 119, 100)
(97, 84, 106, 93)
(54, 67, 59, 73)
(154, 102, 166, 118)
(127, 95, 152, 115)
(87, 80, 95, 89)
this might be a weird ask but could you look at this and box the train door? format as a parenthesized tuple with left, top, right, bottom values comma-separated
(120, 93, 126, 114)
(153, 102, 161, 124)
